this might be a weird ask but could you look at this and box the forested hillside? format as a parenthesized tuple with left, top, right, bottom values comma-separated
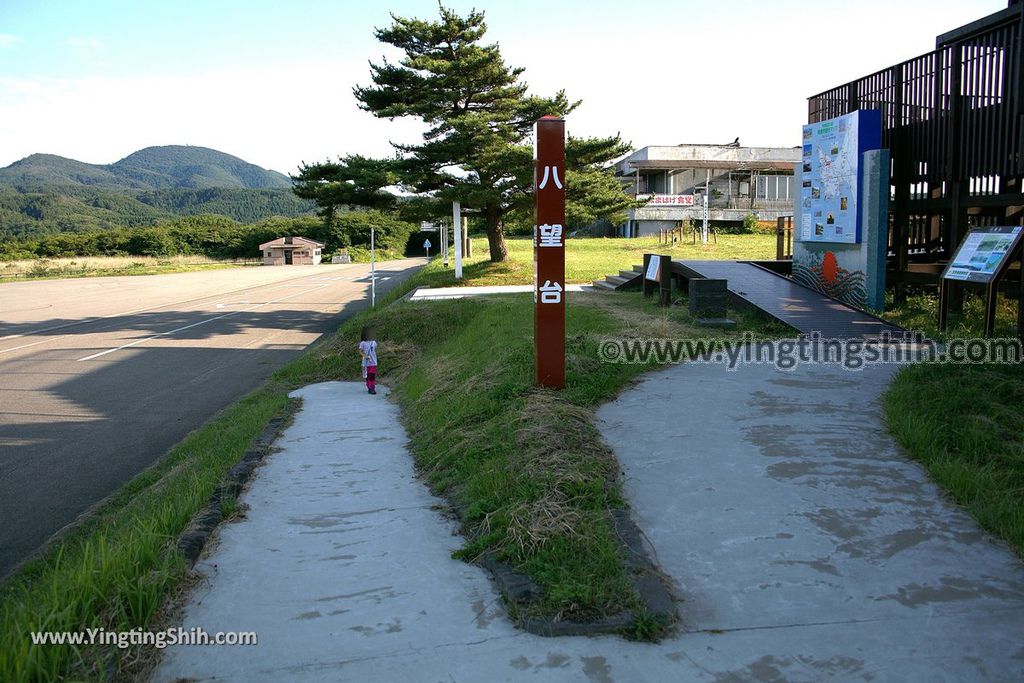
(0, 212, 419, 262)
(0, 146, 313, 239)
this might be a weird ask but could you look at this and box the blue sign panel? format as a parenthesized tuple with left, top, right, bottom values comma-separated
(800, 110, 882, 244)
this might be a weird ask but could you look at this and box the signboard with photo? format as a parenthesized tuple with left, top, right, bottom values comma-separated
(941, 226, 1024, 283)
(799, 110, 881, 245)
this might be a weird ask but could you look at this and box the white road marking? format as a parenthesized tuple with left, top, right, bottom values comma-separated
(0, 267, 361, 341)
(76, 284, 329, 362)
(0, 337, 66, 355)
(2, 279, 344, 355)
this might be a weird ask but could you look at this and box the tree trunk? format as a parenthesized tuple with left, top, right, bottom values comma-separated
(484, 203, 508, 262)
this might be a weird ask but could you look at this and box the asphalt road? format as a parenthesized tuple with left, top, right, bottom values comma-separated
(0, 258, 424, 578)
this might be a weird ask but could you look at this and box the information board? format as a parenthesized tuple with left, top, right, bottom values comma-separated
(942, 226, 1024, 283)
(800, 110, 881, 245)
(645, 255, 661, 281)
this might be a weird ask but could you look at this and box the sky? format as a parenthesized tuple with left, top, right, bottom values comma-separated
(0, 0, 1005, 175)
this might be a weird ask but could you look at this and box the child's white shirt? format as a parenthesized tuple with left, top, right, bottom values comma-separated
(359, 340, 378, 367)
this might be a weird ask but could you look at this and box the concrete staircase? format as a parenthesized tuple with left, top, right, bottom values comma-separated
(593, 264, 644, 291)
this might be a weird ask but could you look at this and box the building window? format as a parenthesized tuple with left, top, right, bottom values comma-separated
(265, 251, 271, 257)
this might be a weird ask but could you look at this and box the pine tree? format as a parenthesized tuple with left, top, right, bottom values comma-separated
(353, 6, 635, 262)
(290, 155, 397, 228)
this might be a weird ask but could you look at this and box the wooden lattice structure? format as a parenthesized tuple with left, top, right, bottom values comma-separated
(808, 1, 1024, 293)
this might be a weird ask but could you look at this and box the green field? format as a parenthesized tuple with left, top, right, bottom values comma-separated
(417, 234, 777, 288)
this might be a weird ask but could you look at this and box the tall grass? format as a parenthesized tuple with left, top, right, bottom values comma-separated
(884, 362, 1024, 555)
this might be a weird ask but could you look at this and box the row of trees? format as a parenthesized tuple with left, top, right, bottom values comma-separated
(0, 185, 316, 241)
(292, 6, 637, 263)
(0, 212, 419, 261)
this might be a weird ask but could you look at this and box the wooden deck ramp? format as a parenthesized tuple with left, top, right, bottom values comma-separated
(674, 261, 906, 340)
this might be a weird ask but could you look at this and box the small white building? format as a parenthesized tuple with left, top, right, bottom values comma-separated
(259, 236, 324, 265)
(614, 143, 802, 236)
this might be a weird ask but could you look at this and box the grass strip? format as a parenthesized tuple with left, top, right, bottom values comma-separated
(0, 256, 255, 282)
(0, 388, 289, 681)
(883, 361, 1024, 555)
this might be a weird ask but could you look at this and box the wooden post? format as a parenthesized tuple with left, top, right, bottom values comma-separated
(534, 116, 566, 389)
(984, 281, 998, 338)
(642, 253, 654, 297)
(938, 277, 949, 332)
(1018, 245, 1024, 344)
(660, 255, 672, 306)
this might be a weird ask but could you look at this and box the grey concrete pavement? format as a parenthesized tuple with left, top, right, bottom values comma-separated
(0, 260, 423, 577)
(155, 362, 1024, 682)
(407, 284, 589, 300)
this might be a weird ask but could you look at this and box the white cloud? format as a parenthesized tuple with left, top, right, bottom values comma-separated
(67, 36, 103, 50)
(0, 34, 21, 49)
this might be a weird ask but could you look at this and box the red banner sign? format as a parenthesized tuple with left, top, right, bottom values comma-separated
(534, 117, 566, 389)
(639, 194, 695, 206)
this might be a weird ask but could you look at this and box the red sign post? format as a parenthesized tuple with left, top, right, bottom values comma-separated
(534, 116, 566, 389)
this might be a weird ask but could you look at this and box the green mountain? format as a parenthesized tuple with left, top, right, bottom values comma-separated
(0, 153, 144, 189)
(0, 146, 312, 239)
(0, 145, 292, 191)
(109, 146, 292, 190)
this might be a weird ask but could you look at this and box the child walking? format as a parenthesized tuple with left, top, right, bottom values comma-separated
(358, 327, 378, 395)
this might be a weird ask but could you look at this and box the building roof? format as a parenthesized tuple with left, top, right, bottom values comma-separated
(615, 145, 802, 174)
(259, 236, 325, 250)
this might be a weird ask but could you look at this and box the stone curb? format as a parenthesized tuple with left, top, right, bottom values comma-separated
(480, 507, 677, 638)
(176, 409, 295, 567)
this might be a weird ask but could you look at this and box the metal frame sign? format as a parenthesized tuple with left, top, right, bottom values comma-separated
(534, 116, 566, 389)
(941, 226, 1023, 283)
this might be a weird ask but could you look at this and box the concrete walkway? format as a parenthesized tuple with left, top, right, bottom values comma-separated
(155, 365, 1024, 682)
(407, 284, 589, 301)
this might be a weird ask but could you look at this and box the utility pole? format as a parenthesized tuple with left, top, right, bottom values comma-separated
(370, 224, 376, 308)
(453, 201, 463, 279)
(702, 168, 710, 245)
(442, 219, 449, 268)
